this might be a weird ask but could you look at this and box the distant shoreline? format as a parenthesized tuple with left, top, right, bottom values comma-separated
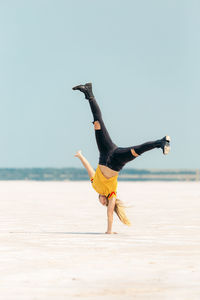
(0, 168, 199, 181)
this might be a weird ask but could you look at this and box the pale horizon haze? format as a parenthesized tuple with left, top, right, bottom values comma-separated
(0, 0, 199, 169)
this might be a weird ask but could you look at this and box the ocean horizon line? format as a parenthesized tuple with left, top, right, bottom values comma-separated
(0, 168, 199, 181)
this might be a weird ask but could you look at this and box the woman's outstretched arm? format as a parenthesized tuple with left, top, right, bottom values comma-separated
(75, 150, 95, 179)
(106, 197, 117, 234)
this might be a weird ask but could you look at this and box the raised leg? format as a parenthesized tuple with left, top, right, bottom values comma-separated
(73, 83, 117, 165)
(89, 98, 117, 154)
(107, 137, 170, 171)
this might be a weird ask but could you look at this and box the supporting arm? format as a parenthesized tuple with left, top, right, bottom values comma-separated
(106, 196, 117, 234)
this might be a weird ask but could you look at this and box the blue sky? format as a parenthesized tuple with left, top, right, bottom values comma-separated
(0, 0, 199, 169)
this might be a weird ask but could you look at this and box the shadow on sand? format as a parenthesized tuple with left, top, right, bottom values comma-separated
(8, 231, 105, 235)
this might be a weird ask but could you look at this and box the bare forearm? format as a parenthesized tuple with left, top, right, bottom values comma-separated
(79, 155, 91, 172)
(107, 213, 113, 233)
(76, 152, 95, 178)
(106, 197, 116, 234)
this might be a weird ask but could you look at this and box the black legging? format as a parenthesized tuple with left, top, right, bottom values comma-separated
(89, 98, 162, 172)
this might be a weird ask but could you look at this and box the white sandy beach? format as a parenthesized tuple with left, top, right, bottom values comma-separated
(0, 181, 200, 300)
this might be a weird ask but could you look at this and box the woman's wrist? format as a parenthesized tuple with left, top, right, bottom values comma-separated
(77, 154, 83, 160)
(107, 223, 113, 233)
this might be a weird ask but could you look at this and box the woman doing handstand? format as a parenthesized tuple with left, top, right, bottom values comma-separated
(73, 83, 170, 234)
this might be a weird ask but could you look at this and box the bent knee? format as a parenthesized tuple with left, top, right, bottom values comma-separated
(94, 121, 101, 130)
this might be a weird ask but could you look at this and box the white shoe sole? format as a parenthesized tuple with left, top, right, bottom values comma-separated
(163, 135, 171, 155)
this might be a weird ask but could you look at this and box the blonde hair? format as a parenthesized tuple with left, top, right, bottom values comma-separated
(114, 198, 131, 226)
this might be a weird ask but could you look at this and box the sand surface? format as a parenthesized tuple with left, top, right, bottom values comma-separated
(0, 181, 200, 300)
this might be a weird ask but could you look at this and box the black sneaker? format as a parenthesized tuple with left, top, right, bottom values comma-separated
(72, 82, 95, 100)
(161, 136, 171, 155)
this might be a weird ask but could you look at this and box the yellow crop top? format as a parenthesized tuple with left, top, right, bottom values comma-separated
(90, 165, 118, 199)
